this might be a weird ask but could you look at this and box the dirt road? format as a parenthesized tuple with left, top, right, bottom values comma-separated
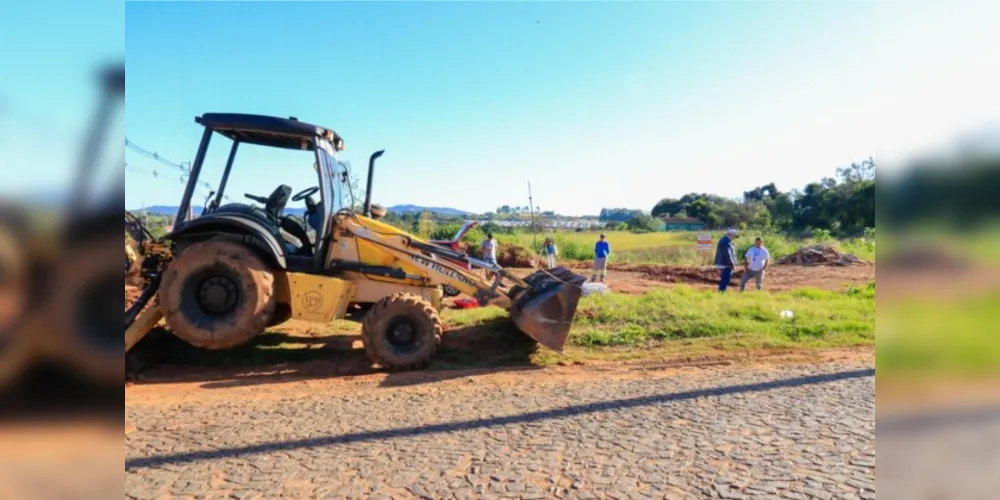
(126, 354, 875, 499)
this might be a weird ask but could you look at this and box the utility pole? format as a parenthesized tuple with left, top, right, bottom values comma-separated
(528, 181, 537, 248)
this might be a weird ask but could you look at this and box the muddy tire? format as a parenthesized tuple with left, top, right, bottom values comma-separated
(49, 238, 125, 384)
(361, 292, 442, 370)
(159, 240, 276, 350)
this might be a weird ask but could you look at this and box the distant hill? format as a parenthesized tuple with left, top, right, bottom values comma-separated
(131, 205, 197, 217)
(387, 204, 470, 216)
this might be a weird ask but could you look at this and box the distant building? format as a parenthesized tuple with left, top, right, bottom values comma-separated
(660, 217, 706, 231)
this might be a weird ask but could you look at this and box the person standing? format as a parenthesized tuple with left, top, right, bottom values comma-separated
(740, 237, 770, 291)
(714, 229, 739, 292)
(481, 232, 499, 280)
(542, 237, 559, 269)
(591, 233, 611, 282)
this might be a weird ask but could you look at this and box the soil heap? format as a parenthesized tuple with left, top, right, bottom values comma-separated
(776, 245, 862, 266)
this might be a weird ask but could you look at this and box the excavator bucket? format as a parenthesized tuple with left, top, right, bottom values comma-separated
(509, 266, 589, 352)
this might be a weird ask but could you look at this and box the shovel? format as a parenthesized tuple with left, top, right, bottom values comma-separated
(508, 266, 588, 352)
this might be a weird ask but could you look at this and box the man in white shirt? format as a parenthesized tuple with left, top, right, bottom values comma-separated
(481, 232, 499, 279)
(740, 237, 770, 292)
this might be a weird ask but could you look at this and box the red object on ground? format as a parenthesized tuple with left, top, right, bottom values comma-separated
(453, 298, 480, 309)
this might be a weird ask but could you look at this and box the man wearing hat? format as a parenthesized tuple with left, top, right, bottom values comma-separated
(714, 229, 739, 292)
(591, 233, 611, 283)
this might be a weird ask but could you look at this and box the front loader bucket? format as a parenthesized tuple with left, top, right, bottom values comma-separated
(509, 266, 589, 352)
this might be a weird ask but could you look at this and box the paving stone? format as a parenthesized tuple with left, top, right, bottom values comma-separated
(126, 362, 875, 500)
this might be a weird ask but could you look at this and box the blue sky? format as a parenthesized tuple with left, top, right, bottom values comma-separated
(0, 0, 123, 203)
(120, 1, 999, 216)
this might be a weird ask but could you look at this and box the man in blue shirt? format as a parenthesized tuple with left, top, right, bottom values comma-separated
(591, 233, 611, 282)
(713, 229, 739, 292)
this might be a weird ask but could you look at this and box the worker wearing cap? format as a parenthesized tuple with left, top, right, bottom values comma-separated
(714, 229, 739, 292)
(591, 233, 611, 282)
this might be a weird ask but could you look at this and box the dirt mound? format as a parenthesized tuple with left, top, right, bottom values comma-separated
(497, 243, 536, 268)
(620, 264, 726, 285)
(566, 262, 732, 286)
(465, 242, 537, 268)
(776, 245, 863, 266)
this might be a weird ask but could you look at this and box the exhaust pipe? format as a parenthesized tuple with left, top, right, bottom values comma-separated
(362, 150, 385, 217)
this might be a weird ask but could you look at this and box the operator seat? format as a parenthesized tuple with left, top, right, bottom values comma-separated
(258, 184, 310, 256)
(263, 185, 292, 219)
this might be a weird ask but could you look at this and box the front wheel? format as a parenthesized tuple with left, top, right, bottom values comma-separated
(361, 292, 442, 370)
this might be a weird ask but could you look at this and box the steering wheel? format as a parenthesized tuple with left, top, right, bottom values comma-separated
(292, 186, 320, 203)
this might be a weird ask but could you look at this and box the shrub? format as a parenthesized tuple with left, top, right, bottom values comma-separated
(812, 228, 833, 242)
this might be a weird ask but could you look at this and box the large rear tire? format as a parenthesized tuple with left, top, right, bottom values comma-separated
(44, 237, 125, 384)
(159, 240, 276, 350)
(361, 292, 442, 370)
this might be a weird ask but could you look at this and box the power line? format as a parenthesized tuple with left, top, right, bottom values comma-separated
(124, 138, 232, 203)
(124, 138, 190, 174)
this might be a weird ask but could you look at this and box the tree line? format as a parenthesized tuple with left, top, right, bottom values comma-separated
(603, 158, 877, 236)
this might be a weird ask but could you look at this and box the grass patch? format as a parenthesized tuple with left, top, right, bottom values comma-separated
(877, 293, 1000, 379)
(503, 230, 874, 265)
(440, 306, 508, 327)
(445, 283, 875, 363)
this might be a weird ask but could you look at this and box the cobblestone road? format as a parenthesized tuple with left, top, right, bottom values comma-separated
(125, 361, 875, 499)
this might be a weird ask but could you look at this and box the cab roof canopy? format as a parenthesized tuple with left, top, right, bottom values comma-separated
(195, 113, 344, 151)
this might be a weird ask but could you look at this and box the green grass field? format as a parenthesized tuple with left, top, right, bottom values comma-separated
(442, 281, 875, 364)
(502, 230, 875, 266)
(877, 294, 1000, 380)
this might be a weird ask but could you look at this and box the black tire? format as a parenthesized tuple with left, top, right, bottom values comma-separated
(361, 292, 442, 369)
(0, 213, 36, 386)
(47, 237, 125, 384)
(159, 240, 276, 350)
(442, 284, 461, 297)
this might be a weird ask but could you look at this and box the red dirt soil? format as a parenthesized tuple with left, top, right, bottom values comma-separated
(531, 262, 875, 294)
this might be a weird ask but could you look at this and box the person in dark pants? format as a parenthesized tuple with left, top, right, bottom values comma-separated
(714, 229, 739, 292)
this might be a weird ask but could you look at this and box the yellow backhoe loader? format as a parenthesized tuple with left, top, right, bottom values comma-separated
(125, 210, 171, 290)
(2, 64, 125, 387)
(125, 113, 587, 369)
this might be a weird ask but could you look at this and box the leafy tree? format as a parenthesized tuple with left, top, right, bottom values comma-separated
(626, 212, 660, 232)
(416, 211, 436, 238)
(651, 198, 684, 218)
(599, 208, 642, 222)
(837, 157, 876, 183)
(648, 157, 877, 235)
